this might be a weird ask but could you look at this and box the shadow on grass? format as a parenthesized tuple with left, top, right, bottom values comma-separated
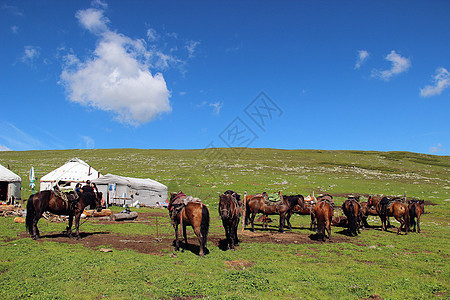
(40, 231, 109, 239)
(172, 240, 210, 256)
(308, 233, 333, 242)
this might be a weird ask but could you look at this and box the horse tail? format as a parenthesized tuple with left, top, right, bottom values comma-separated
(25, 194, 35, 235)
(404, 204, 410, 233)
(200, 204, 210, 246)
(244, 192, 249, 225)
(348, 201, 357, 234)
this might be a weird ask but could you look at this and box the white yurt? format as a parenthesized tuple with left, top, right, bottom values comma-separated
(0, 164, 21, 203)
(92, 174, 168, 207)
(40, 158, 100, 191)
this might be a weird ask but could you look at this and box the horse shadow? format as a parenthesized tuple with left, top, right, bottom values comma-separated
(218, 238, 241, 251)
(308, 233, 333, 242)
(40, 231, 109, 239)
(172, 240, 210, 256)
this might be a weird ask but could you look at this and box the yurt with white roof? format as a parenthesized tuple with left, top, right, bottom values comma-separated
(0, 164, 21, 203)
(40, 158, 100, 191)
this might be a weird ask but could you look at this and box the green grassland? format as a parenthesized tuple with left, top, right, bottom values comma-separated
(0, 148, 449, 299)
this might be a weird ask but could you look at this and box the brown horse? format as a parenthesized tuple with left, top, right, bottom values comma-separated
(408, 200, 424, 233)
(342, 198, 362, 236)
(244, 192, 291, 233)
(168, 192, 210, 256)
(375, 197, 409, 234)
(312, 200, 333, 241)
(26, 189, 101, 240)
(219, 191, 242, 250)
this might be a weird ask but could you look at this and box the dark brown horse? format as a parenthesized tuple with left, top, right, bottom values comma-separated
(244, 192, 291, 233)
(219, 191, 242, 250)
(283, 194, 316, 230)
(408, 200, 424, 233)
(375, 197, 409, 234)
(342, 198, 362, 236)
(168, 192, 210, 256)
(312, 200, 333, 241)
(367, 195, 392, 228)
(26, 189, 100, 240)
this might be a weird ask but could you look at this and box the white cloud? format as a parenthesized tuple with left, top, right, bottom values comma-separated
(372, 50, 411, 81)
(0, 145, 12, 151)
(355, 50, 369, 69)
(75, 8, 109, 34)
(0, 122, 45, 150)
(22, 46, 40, 64)
(11, 25, 18, 34)
(60, 7, 172, 126)
(420, 67, 450, 97)
(146, 28, 158, 41)
(185, 40, 200, 58)
(209, 101, 223, 115)
(80, 135, 95, 149)
(1, 4, 24, 17)
(429, 143, 445, 154)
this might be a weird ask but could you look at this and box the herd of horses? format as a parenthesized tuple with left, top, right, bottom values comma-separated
(24, 187, 425, 257)
(167, 190, 425, 256)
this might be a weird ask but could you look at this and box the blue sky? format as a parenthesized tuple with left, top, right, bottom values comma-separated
(1, 0, 449, 155)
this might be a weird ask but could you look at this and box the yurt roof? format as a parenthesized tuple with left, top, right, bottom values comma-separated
(92, 174, 167, 192)
(40, 158, 99, 182)
(0, 164, 21, 182)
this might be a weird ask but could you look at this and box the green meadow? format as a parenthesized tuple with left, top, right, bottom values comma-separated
(0, 148, 449, 299)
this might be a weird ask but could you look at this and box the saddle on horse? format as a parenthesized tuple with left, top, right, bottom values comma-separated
(168, 192, 203, 222)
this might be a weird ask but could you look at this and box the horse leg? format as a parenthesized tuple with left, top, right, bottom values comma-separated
(394, 216, 404, 235)
(225, 222, 231, 250)
(250, 213, 256, 232)
(278, 213, 285, 233)
(326, 220, 332, 241)
(417, 215, 421, 233)
(32, 215, 41, 240)
(182, 224, 188, 252)
(310, 213, 316, 232)
(285, 211, 292, 231)
(192, 226, 205, 257)
(174, 223, 180, 252)
(380, 216, 386, 231)
(74, 214, 82, 239)
(65, 214, 74, 237)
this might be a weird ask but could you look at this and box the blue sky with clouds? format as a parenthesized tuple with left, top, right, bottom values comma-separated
(0, 0, 449, 155)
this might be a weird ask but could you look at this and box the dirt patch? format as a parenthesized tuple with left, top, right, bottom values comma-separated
(15, 211, 356, 255)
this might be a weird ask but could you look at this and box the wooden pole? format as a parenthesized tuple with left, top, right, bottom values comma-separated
(241, 192, 247, 232)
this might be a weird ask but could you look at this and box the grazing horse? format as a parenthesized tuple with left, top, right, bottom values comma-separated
(359, 201, 377, 228)
(342, 198, 362, 236)
(408, 200, 424, 233)
(219, 191, 242, 250)
(168, 192, 210, 256)
(26, 189, 100, 240)
(245, 192, 291, 233)
(283, 195, 316, 230)
(312, 200, 333, 241)
(375, 197, 409, 235)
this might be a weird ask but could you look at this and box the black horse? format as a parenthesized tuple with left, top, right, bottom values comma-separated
(26, 189, 101, 240)
(219, 191, 242, 250)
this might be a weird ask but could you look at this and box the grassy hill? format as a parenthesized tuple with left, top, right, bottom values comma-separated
(1, 148, 449, 203)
